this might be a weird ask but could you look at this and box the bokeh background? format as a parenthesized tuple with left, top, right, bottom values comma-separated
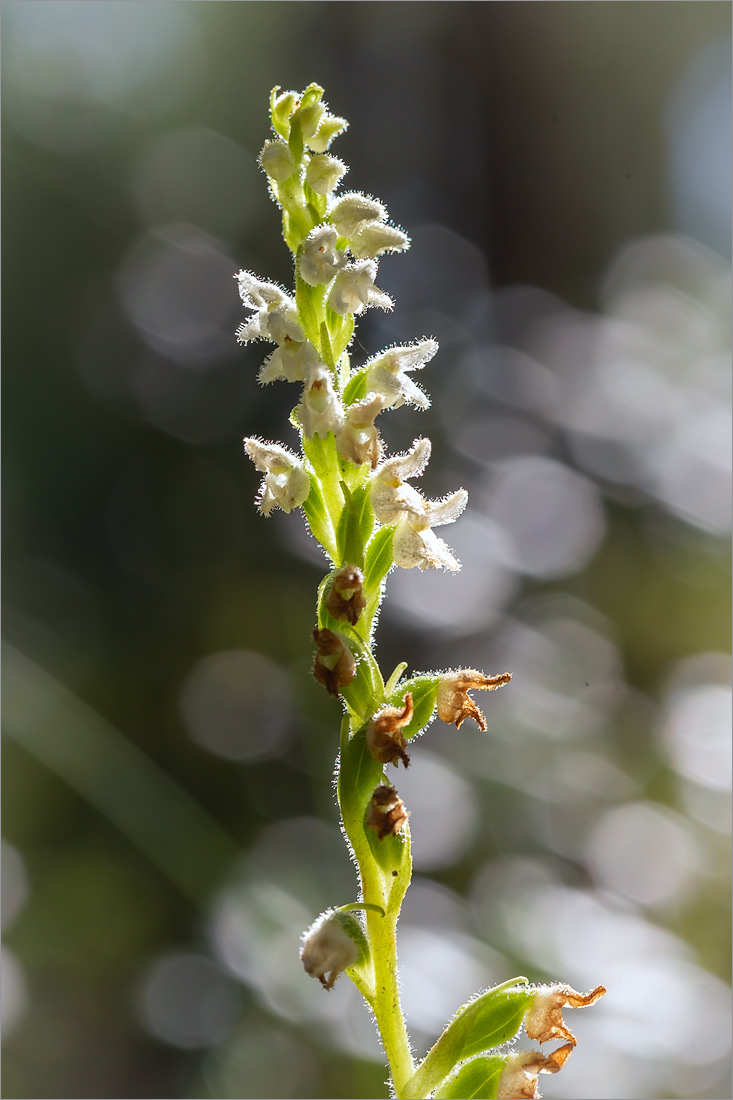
(2, 3, 731, 1098)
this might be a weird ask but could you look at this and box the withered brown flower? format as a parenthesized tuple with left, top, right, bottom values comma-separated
(523, 982, 607, 1045)
(365, 785, 409, 839)
(365, 693, 414, 767)
(325, 565, 367, 625)
(312, 628, 357, 696)
(436, 668, 512, 731)
(496, 1044, 574, 1100)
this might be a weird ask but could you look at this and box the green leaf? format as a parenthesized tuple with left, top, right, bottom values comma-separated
(295, 276, 325, 347)
(387, 674, 441, 741)
(403, 979, 532, 1100)
(433, 1056, 506, 1100)
(363, 526, 394, 594)
(343, 368, 368, 406)
(301, 480, 336, 562)
(335, 481, 374, 568)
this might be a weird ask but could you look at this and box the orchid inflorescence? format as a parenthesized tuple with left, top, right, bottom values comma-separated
(238, 83, 604, 1100)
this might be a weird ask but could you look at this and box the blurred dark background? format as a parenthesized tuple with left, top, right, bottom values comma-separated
(2, 4, 731, 1098)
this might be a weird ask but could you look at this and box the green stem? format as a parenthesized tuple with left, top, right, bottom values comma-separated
(365, 897, 415, 1097)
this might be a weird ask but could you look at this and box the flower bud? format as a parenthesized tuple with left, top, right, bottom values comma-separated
(330, 192, 387, 239)
(349, 221, 410, 259)
(365, 693, 414, 768)
(496, 1045, 574, 1100)
(523, 983, 606, 1045)
(307, 114, 348, 153)
(312, 628, 357, 696)
(270, 87, 298, 138)
(365, 785, 409, 839)
(258, 139, 296, 182)
(325, 565, 366, 625)
(300, 908, 367, 990)
(306, 153, 348, 195)
(436, 669, 512, 731)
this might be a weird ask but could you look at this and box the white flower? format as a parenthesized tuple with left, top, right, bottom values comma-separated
(235, 272, 299, 344)
(349, 221, 410, 259)
(328, 260, 393, 316)
(329, 192, 386, 239)
(306, 154, 347, 196)
(370, 438, 467, 571)
(335, 393, 385, 466)
(243, 438, 311, 515)
(298, 226, 346, 287)
(306, 114, 348, 153)
(259, 337, 322, 384)
(300, 910, 360, 990)
(392, 491, 467, 572)
(299, 365, 344, 438)
(258, 140, 295, 182)
(364, 339, 437, 410)
(370, 438, 433, 524)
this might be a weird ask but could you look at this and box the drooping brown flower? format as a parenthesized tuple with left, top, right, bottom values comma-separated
(365, 785, 409, 839)
(325, 565, 367, 625)
(523, 983, 607, 1045)
(436, 668, 512, 731)
(496, 1044, 574, 1100)
(365, 693, 414, 767)
(312, 628, 356, 696)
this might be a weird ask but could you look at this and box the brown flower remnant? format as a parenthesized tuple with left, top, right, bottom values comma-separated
(365, 785, 409, 839)
(365, 693, 414, 767)
(325, 565, 367, 625)
(436, 668, 512, 731)
(524, 982, 607, 1046)
(312, 628, 356, 696)
(496, 1044, 574, 1100)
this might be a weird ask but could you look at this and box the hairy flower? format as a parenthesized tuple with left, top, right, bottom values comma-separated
(363, 340, 436, 410)
(436, 669, 513, 731)
(300, 910, 360, 990)
(325, 565, 367, 625)
(349, 221, 410, 259)
(328, 259, 393, 316)
(235, 272, 297, 344)
(330, 192, 387, 239)
(298, 225, 347, 287)
(523, 983, 607, 1046)
(365, 785, 409, 839)
(306, 153, 347, 195)
(370, 438, 467, 570)
(258, 139, 295, 182)
(369, 438, 433, 524)
(496, 1045, 575, 1100)
(243, 438, 311, 515)
(258, 335, 322, 385)
(335, 393, 385, 466)
(312, 629, 356, 696)
(365, 693, 414, 768)
(299, 365, 344, 438)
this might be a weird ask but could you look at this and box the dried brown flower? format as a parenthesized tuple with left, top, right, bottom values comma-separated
(365, 785, 409, 839)
(436, 668, 512, 731)
(365, 693, 414, 768)
(312, 628, 357, 696)
(523, 982, 607, 1045)
(325, 565, 367, 625)
(496, 1044, 574, 1100)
